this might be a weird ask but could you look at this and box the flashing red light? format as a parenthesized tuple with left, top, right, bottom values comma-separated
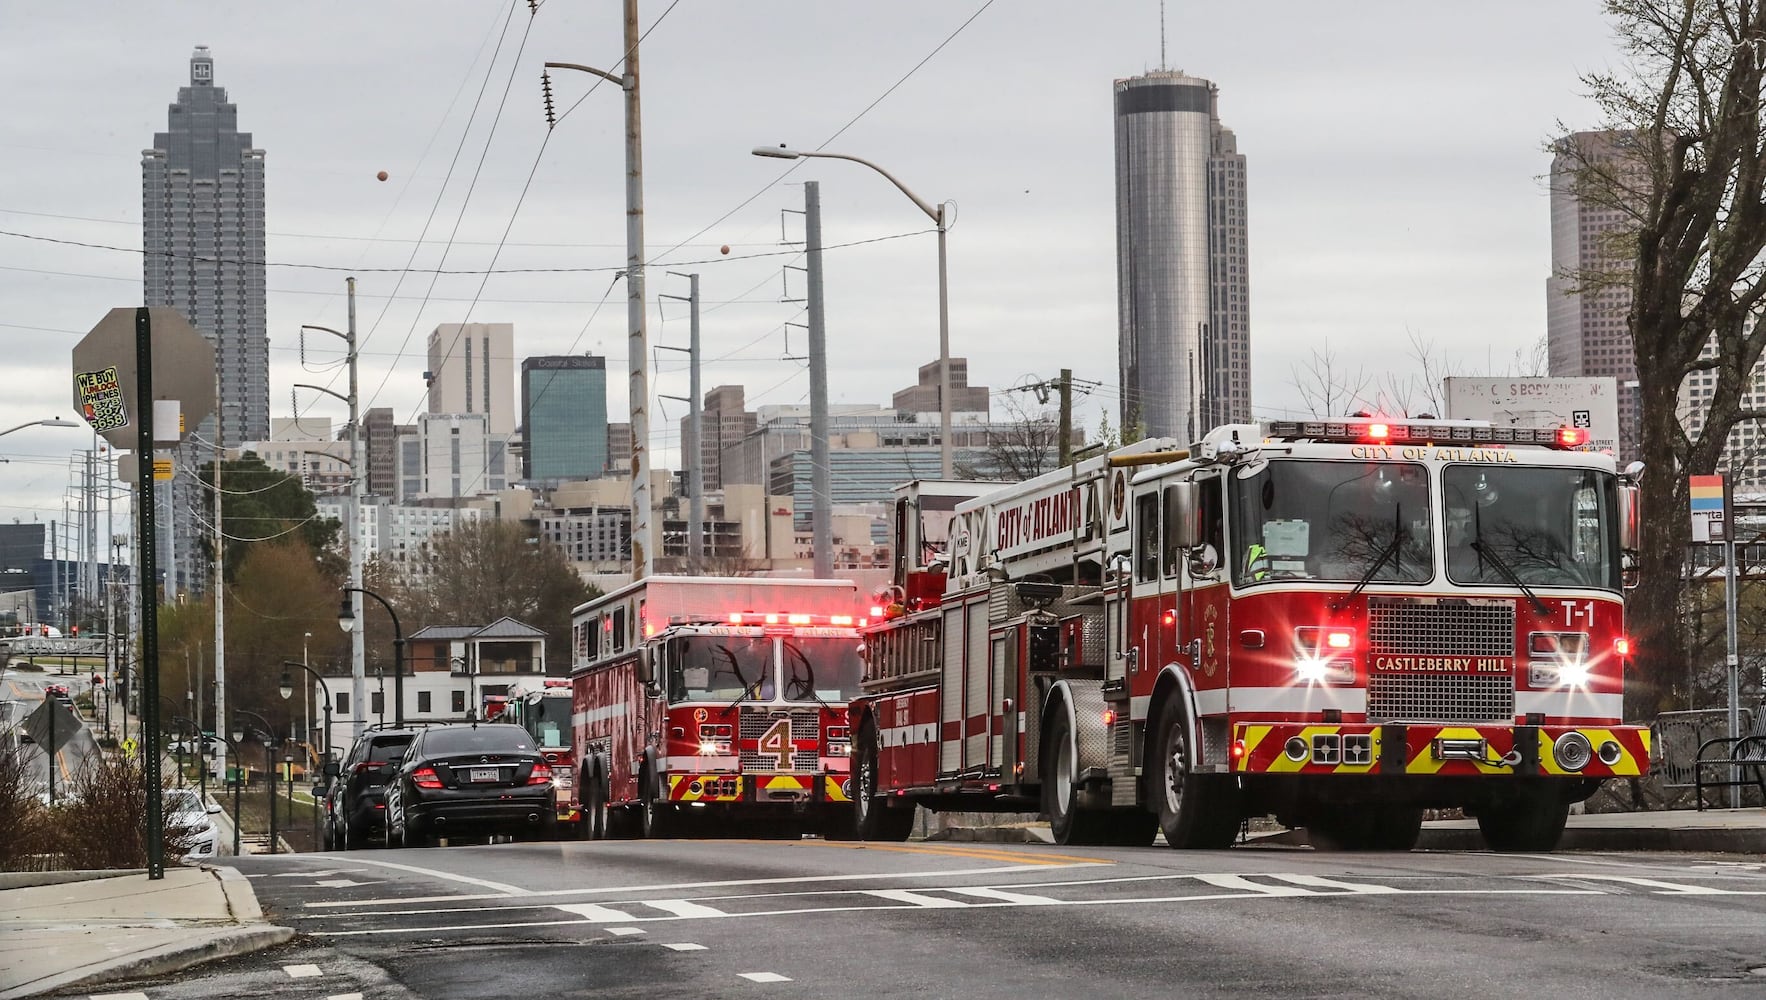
(1162, 610, 1176, 627)
(1325, 630, 1353, 650)
(643, 621, 656, 637)
(1229, 739, 1246, 760)
(830, 615, 854, 626)
(1102, 709, 1118, 726)
(787, 613, 812, 626)
(412, 767, 443, 789)
(1557, 426, 1589, 447)
(764, 613, 780, 625)
(870, 605, 886, 617)
(728, 612, 744, 624)
(1366, 422, 1390, 441)
(1614, 636, 1631, 658)
(526, 763, 554, 786)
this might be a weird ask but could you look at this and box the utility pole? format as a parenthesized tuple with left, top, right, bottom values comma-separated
(659, 273, 703, 574)
(805, 181, 833, 579)
(1057, 368, 1073, 468)
(211, 354, 226, 783)
(346, 281, 364, 740)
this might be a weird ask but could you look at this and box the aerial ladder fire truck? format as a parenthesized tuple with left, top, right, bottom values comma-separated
(569, 576, 866, 839)
(503, 678, 582, 836)
(850, 417, 1650, 850)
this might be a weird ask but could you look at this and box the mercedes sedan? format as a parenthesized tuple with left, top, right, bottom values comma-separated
(385, 723, 556, 847)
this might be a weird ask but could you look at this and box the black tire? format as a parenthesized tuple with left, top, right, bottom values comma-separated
(342, 815, 364, 852)
(582, 770, 605, 841)
(639, 765, 673, 839)
(1043, 706, 1109, 846)
(854, 719, 914, 842)
(1369, 806, 1424, 851)
(1477, 790, 1570, 852)
(1149, 695, 1240, 849)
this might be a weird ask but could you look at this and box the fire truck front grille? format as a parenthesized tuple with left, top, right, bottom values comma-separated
(741, 750, 820, 771)
(1367, 597, 1514, 658)
(1367, 675, 1515, 724)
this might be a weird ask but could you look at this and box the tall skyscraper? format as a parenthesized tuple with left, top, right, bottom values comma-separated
(142, 46, 268, 596)
(427, 323, 515, 434)
(1113, 71, 1251, 440)
(521, 355, 608, 483)
(688, 386, 759, 491)
(1547, 130, 1643, 461)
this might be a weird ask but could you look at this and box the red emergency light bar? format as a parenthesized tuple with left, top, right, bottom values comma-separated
(1265, 418, 1591, 450)
(719, 612, 865, 628)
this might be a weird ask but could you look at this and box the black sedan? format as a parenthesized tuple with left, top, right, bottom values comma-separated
(386, 723, 558, 846)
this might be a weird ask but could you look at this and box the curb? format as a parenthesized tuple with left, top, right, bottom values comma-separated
(0, 869, 144, 891)
(0, 925, 294, 1000)
(210, 865, 264, 922)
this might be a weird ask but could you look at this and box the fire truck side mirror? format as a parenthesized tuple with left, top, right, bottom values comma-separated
(1167, 481, 1201, 550)
(636, 646, 655, 686)
(1618, 484, 1641, 554)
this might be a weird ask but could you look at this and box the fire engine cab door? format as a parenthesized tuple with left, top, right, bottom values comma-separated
(1131, 485, 1176, 674)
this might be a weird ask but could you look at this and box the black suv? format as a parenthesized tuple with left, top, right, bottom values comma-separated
(386, 723, 557, 847)
(323, 725, 425, 850)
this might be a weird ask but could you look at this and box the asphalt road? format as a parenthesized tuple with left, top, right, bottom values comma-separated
(2, 666, 101, 799)
(44, 834, 1766, 999)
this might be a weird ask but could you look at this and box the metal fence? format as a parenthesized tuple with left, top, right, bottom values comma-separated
(1652, 708, 1756, 788)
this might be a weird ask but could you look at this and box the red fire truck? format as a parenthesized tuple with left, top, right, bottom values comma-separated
(502, 679, 582, 835)
(569, 576, 865, 839)
(851, 417, 1650, 851)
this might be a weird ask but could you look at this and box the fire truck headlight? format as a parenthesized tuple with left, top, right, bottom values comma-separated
(1295, 658, 1329, 683)
(828, 741, 852, 757)
(1294, 658, 1352, 685)
(1557, 661, 1591, 686)
(698, 740, 731, 756)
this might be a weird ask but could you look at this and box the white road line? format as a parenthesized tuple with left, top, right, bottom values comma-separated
(300, 863, 1091, 909)
(1189, 874, 1316, 897)
(643, 899, 729, 918)
(314, 879, 378, 888)
(662, 942, 709, 951)
(1266, 874, 1403, 895)
(866, 888, 970, 908)
(326, 994, 365, 1000)
(552, 903, 638, 921)
(304, 856, 532, 896)
(89, 993, 149, 1000)
(605, 927, 646, 936)
(1533, 874, 1740, 895)
(284, 963, 324, 978)
(946, 886, 1059, 905)
(738, 972, 792, 983)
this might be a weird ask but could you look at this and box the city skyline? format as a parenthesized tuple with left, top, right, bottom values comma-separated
(2, 3, 1623, 521)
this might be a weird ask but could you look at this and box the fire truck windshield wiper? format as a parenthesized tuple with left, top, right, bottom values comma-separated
(782, 641, 835, 713)
(719, 646, 760, 712)
(1469, 507, 1550, 616)
(1335, 505, 1407, 610)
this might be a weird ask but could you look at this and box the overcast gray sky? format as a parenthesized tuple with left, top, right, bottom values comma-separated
(0, 0, 1623, 522)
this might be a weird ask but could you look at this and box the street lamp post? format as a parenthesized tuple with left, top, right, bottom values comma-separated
(0, 417, 79, 439)
(751, 145, 955, 479)
(281, 660, 334, 764)
(300, 292, 363, 739)
(545, 2, 654, 580)
(338, 588, 403, 726)
(235, 709, 278, 855)
(218, 727, 245, 856)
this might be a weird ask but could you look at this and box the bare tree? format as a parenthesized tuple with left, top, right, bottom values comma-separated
(1291, 341, 1375, 418)
(1558, 0, 1766, 716)
(956, 388, 1067, 481)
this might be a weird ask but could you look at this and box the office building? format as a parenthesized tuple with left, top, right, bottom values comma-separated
(686, 386, 759, 491)
(1547, 130, 1645, 461)
(363, 407, 399, 497)
(891, 358, 991, 419)
(427, 323, 516, 435)
(521, 355, 608, 483)
(399, 413, 512, 500)
(142, 46, 269, 595)
(1113, 70, 1251, 440)
(606, 422, 632, 477)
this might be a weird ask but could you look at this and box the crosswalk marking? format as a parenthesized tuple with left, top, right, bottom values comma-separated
(1536, 874, 1734, 895)
(1190, 874, 1317, 896)
(643, 899, 728, 918)
(326, 994, 366, 1000)
(1267, 874, 1403, 894)
(284, 963, 324, 978)
(605, 927, 646, 936)
(739, 972, 792, 983)
(866, 888, 971, 908)
(89, 993, 149, 1000)
(554, 903, 639, 921)
(663, 942, 709, 951)
(946, 886, 1060, 905)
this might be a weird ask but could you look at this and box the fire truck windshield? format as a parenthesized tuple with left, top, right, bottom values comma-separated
(1231, 460, 1433, 586)
(670, 636, 775, 703)
(781, 637, 864, 702)
(1444, 465, 1620, 591)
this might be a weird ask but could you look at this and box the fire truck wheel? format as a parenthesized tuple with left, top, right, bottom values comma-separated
(1476, 791, 1570, 852)
(1150, 696, 1240, 849)
(1043, 706, 1110, 846)
(639, 766, 673, 839)
(854, 719, 913, 842)
(582, 774, 606, 840)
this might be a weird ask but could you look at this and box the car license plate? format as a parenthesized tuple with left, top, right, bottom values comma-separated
(469, 768, 499, 782)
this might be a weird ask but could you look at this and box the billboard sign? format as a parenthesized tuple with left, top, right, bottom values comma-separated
(1444, 377, 1620, 456)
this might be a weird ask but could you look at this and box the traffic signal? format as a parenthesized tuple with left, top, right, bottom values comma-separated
(70, 625, 79, 637)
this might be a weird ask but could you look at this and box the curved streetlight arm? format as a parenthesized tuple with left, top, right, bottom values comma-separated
(292, 382, 351, 407)
(751, 147, 941, 224)
(300, 324, 346, 343)
(341, 587, 402, 638)
(0, 418, 79, 439)
(545, 61, 626, 88)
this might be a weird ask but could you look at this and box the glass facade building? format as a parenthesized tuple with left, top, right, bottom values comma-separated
(521, 355, 608, 483)
(1114, 71, 1250, 441)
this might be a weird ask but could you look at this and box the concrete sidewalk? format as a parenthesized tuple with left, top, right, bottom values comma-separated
(932, 807, 1766, 853)
(0, 866, 291, 999)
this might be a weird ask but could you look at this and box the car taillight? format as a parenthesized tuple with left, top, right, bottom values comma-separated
(527, 763, 554, 786)
(355, 760, 387, 775)
(412, 767, 443, 789)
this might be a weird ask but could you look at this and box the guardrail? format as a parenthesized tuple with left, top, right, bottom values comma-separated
(4, 637, 107, 657)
